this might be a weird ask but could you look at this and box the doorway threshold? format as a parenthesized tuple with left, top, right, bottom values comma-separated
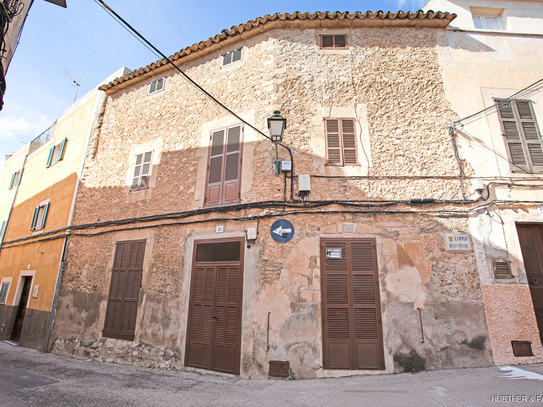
(4, 340, 19, 346)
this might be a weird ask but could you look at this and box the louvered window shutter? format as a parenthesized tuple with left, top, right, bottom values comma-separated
(223, 126, 241, 204)
(30, 206, 40, 231)
(40, 202, 50, 230)
(104, 240, 145, 341)
(326, 119, 358, 166)
(9, 172, 15, 189)
(334, 35, 346, 48)
(326, 120, 342, 165)
(206, 130, 225, 206)
(342, 119, 357, 165)
(321, 35, 334, 48)
(58, 138, 67, 161)
(46, 147, 54, 168)
(497, 99, 543, 173)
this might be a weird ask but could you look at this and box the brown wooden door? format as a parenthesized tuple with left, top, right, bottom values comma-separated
(11, 276, 32, 342)
(517, 224, 543, 343)
(185, 239, 244, 374)
(321, 238, 385, 370)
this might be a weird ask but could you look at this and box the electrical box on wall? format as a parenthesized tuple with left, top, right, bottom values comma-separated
(281, 161, 292, 172)
(247, 227, 257, 241)
(298, 174, 310, 195)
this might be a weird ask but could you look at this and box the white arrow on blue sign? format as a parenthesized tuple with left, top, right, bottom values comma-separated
(270, 220, 294, 243)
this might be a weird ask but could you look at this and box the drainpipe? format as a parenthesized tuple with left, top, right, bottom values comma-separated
(0, 149, 29, 256)
(43, 90, 106, 353)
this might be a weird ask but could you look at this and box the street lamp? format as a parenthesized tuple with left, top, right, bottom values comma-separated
(267, 110, 287, 144)
(267, 111, 287, 175)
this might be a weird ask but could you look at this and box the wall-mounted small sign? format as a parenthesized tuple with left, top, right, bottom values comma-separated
(326, 248, 343, 259)
(445, 234, 472, 251)
(271, 220, 294, 243)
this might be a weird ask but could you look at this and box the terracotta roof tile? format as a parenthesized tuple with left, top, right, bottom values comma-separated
(99, 10, 456, 92)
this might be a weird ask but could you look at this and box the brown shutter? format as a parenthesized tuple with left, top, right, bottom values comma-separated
(321, 35, 334, 48)
(103, 240, 145, 341)
(497, 99, 543, 172)
(334, 35, 346, 48)
(321, 238, 384, 370)
(206, 130, 225, 206)
(223, 126, 241, 204)
(326, 120, 342, 165)
(341, 119, 358, 165)
(326, 119, 358, 166)
(205, 126, 242, 206)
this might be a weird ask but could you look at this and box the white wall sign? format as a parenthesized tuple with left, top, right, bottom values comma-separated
(445, 234, 472, 251)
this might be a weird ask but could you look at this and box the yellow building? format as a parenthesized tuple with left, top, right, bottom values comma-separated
(0, 67, 128, 350)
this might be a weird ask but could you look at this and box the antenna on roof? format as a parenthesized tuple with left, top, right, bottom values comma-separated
(64, 69, 83, 103)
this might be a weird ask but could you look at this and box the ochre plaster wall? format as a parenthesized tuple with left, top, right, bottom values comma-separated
(482, 284, 543, 365)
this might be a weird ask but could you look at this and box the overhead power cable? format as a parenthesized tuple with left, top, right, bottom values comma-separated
(94, 1, 279, 147)
(453, 77, 543, 125)
(94, 0, 295, 199)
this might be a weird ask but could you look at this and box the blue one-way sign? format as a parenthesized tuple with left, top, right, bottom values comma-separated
(271, 219, 294, 243)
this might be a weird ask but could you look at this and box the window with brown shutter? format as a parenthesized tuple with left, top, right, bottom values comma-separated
(103, 240, 145, 341)
(325, 119, 358, 166)
(496, 99, 543, 173)
(320, 34, 347, 49)
(204, 125, 242, 206)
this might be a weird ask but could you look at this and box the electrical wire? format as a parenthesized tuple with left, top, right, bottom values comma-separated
(94, 0, 295, 200)
(5, 198, 543, 249)
(453, 78, 543, 125)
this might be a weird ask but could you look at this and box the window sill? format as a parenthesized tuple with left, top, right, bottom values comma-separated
(127, 186, 152, 203)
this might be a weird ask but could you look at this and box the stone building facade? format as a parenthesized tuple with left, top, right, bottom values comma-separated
(48, 11, 496, 378)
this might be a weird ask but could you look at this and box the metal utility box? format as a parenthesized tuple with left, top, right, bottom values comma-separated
(298, 174, 310, 194)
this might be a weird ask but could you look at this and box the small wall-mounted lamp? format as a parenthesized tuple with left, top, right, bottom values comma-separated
(267, 110, 287, 144)
(267, 111, 287, 175)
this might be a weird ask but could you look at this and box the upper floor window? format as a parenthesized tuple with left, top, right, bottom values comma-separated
(9, 170, 21, 189)
(496, 99, 543, 173)
(325, 119, 358, 166)
(320, 34, 347, 49)
(148, 78, 165, 95)
(472, 14, 503, 30)
(31, 202, 50, 231)
(132, 151, 153, 190)
(46, 137, 67, 168)
(222, 48, 242, 67)
(204, 125, 242, 206)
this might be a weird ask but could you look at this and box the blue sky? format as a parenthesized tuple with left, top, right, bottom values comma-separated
(0, 0, 429, 163)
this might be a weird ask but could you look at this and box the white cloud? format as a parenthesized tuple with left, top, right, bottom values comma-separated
(0, 114, 51, 140)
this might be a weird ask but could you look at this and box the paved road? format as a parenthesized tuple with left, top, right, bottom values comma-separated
(1, 342, 543, 406)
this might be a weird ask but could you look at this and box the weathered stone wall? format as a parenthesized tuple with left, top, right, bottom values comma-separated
(51, 25, 492, 378)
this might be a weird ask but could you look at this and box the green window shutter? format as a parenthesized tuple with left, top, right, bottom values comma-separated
(30, 206, 40, 231)
(9, 173, 15, 189)
(46, 147, 54, 168)
(40, 202, 50, 230)
(58, 138, 67, 161)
